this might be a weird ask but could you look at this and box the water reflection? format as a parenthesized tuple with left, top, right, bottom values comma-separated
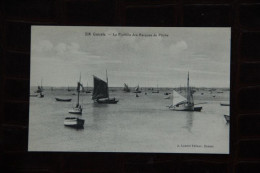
(64, 126, 84, 130)
(90, 103, 108, 130)
(184, 112, 194, 132)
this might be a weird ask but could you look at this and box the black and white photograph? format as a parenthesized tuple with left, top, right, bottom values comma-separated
(28, 26, 230, 154)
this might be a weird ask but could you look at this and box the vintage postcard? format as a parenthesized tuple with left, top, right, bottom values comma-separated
(28, 26, 230, 153)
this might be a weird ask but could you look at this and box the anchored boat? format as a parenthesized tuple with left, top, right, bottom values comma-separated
(92, 70, 118, 104)
(123, 83, 130, 92)
(64, 117, 84, 128)
(168, 72, 202, 112)
(68, 75, 84, 114)
(55, 98, 72, 102)
(133, 85, 141, 93)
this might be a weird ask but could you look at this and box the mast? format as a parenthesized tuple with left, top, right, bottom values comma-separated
(77, 73, 81, 105)
(106, 70, 109, 99)
(187, 72, 192, 104)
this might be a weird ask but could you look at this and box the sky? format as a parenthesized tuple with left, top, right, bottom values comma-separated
(30, 26, 231, 88)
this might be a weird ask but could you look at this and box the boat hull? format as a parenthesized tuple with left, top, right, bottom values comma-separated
(96, 98, 118, 104)
(55, 98, 72, 102)
(133, 91, 141, 93)
(170, 106, 202, 112)
(68, 107, 82, 114)
(64, 117, 84, 127)
(220, 103, 230, 106)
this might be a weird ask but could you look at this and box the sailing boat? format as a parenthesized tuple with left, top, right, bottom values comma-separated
(35, 79, 43, 93)
(224, 114, 230, 123)
(123, 83, 130, 92)
(64, 75, 85, 128)
(85, 82, 91, 93)
(92, 70, 118, 104)
(133, 85, 141, 93)
(152, 83, 159, 93)
(68, 75, 83, 114)
(168, 72, 202, 111)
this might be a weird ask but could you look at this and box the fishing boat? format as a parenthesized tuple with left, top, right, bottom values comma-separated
(152, 83, 159, 93)
(168, 72, 202, 112)
(39, 91, 44, 98)
(220, 103, 230, 106)
(92, 70, 118, 104)
(64, 117, 85, 128)
(65, 75, 85, 127)
(35, 79, 44, 93)
(68, 75, 83, 114)
(133, 85, 141, 93)
(224, 114, 230, 123)
(85, 82, 91, 93)
(123, 83, 130, 92)
(55, 98, 72, 102)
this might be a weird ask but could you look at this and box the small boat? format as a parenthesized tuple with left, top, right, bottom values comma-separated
(30, 94, 38, 97)
(39, 92, 44, 98)
(152, 83, 159, 93)
(168, 72, 202, 112)
(35, 79, 44, 93)
(85, 83, 91, 93)
(92, 70, 119, 104)
(123, 83, 130, 92)
(224, 114, 230, 123)
(64, 117, 84, 128)
(133, 85, 141, 93)
(220, 103, 230, 106)
(55, 98, 72, 102)
(68, 86, 71, 92)
(69, 75, 83, 114)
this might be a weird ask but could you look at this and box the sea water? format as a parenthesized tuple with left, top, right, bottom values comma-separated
(28, 88, 229, 153)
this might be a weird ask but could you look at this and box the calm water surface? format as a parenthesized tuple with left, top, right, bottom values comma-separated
(28, 88, 229, 153)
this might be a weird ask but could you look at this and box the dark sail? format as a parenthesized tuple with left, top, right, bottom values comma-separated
(123, 83, 130, 92)
(92, 76, 108, 100)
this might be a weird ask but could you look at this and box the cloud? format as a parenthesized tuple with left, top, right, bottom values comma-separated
(169, 40, 188, 55)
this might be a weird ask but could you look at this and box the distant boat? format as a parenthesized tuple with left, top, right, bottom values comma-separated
(55, 98, 72, 102)
(220, 103, 230, 106)
(224, 114, 230, 123)
(133, 85, 141, 93)
(123, 83, 130, 92)
(35, 79, 44, 93)
(68, 75, 83, 114)
(152, 83, 159, 93)
(217, 91, 223, 93)
(92, 70, 118, 104)
(85, 82, 91, 93)
(30, 94, 38, 97)
(68, 86, 71, 92)
(168, 72, 202, 112)
(39, 92, 44, 98)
